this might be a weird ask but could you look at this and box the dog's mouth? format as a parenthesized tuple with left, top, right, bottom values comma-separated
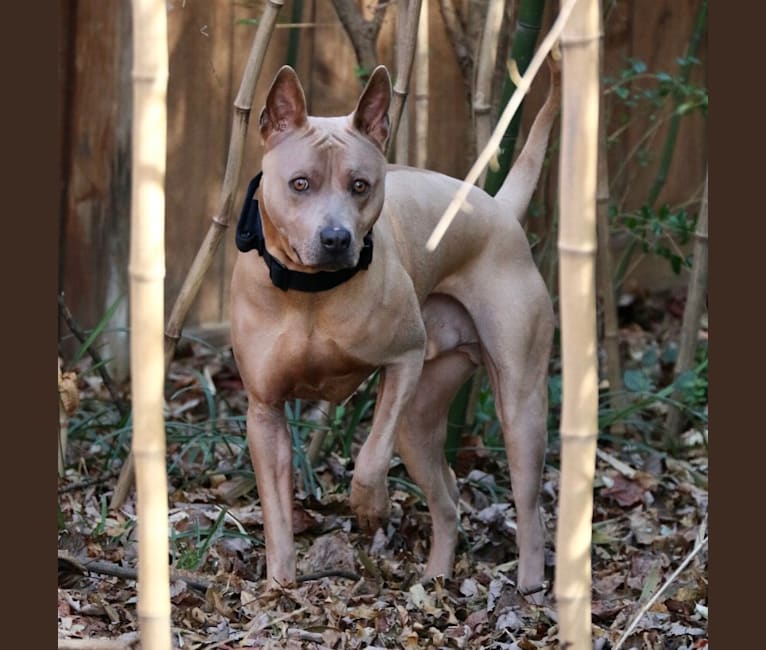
(290, 247, 353, 272)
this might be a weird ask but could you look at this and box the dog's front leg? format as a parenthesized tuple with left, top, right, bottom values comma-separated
(350, 348, 425, 531)
(246, 401, 296, 588)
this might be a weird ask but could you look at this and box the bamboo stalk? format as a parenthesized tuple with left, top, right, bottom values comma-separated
(285, 0, 304, 68)
(555, 0, 601, 646)
(595, 36, 626, 435)
(163, 0, 283, 366)
(110, 0, 284, 510)
(307, 401, 335, 465)
(130, 0, 170, 648)
(474, 0, 505, 183)
(394, 0, 411, 165)
(665, 171, 708, 443)
(427, 0, 579, 252)
(483, 0, 546, 196)
(413, 0, 429, 169)
(387, 0, 423, 157)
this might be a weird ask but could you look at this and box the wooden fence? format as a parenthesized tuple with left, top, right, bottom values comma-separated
(59, 0, 707, 375)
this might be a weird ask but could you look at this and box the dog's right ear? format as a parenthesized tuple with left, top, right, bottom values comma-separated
(259, 66, 308, 141)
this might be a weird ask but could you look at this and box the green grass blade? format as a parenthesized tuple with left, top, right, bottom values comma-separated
(72, 295, 125, 364)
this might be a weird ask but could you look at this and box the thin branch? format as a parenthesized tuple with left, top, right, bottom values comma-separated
(297, 568, 362, 582)
(75, 557, 211, 593)
(58, 470, 121, 494)
(613, 531, 708, 650)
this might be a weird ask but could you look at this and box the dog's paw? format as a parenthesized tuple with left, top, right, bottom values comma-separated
(349, 478, 391, 532)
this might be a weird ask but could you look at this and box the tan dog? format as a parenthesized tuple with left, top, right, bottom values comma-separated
(231, 63, 558, 598)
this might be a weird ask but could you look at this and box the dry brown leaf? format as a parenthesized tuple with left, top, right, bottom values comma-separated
(58, 358, 80, 415)
(601, 474, 645, 507)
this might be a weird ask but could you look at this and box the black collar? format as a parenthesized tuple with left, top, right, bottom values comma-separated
(235, 173, 373, 292)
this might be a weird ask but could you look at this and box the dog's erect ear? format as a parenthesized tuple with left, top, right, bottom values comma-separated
(352, 66, 392, 151)
(259, 66, 308, 141)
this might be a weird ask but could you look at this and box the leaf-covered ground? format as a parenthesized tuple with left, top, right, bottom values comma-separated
(58, 288, 708, 649)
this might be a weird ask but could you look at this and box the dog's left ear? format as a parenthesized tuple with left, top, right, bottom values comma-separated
(352, 66, 392, 151)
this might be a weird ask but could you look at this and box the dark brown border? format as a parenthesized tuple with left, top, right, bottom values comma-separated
(2, 1, 59, 647)
(709, 0, 763, 646)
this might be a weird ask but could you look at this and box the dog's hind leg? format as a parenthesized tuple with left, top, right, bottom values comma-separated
(455, 277, 554, 601)
(396, 350, 477, 578)
(393, 294, 481, 578)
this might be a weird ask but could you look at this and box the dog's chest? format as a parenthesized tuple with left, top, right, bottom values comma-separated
(276, 332, 376, 402)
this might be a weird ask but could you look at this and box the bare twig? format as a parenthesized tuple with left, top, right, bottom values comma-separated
(58, 470, 120, 494)
(595, 448, 636, 480)
(287, 629, 325, 643)
(297, 568, 362, 582)
(613, 530, 708, 650)
(76, 557, 211, 593)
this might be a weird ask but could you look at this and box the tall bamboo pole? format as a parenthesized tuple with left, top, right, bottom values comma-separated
(111, 0, 283, 510)
(483, 0, 546, 196)
(555, 0, 601, 646)
(395, 0, 411, 165)
(130, 0, 170, 647)
(163, 0, 283, 367)
(595, 38, 626, 435)
(473, 0, 505, 184)
(387, 0, 423, 157)
(665, 171, 708, 443)
(413, 0, 429, 169)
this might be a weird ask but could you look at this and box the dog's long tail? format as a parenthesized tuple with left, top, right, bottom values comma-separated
(493, 56, 561, 222)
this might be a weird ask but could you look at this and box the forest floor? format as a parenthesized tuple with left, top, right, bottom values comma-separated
(57, 287, 708, 649)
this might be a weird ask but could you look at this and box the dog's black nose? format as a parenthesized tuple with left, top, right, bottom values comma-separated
(320, 227, 351, 253)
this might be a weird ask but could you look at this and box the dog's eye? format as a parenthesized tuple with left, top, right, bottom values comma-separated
(291, 177, 309, 192)
(351, 179, 369, 195)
